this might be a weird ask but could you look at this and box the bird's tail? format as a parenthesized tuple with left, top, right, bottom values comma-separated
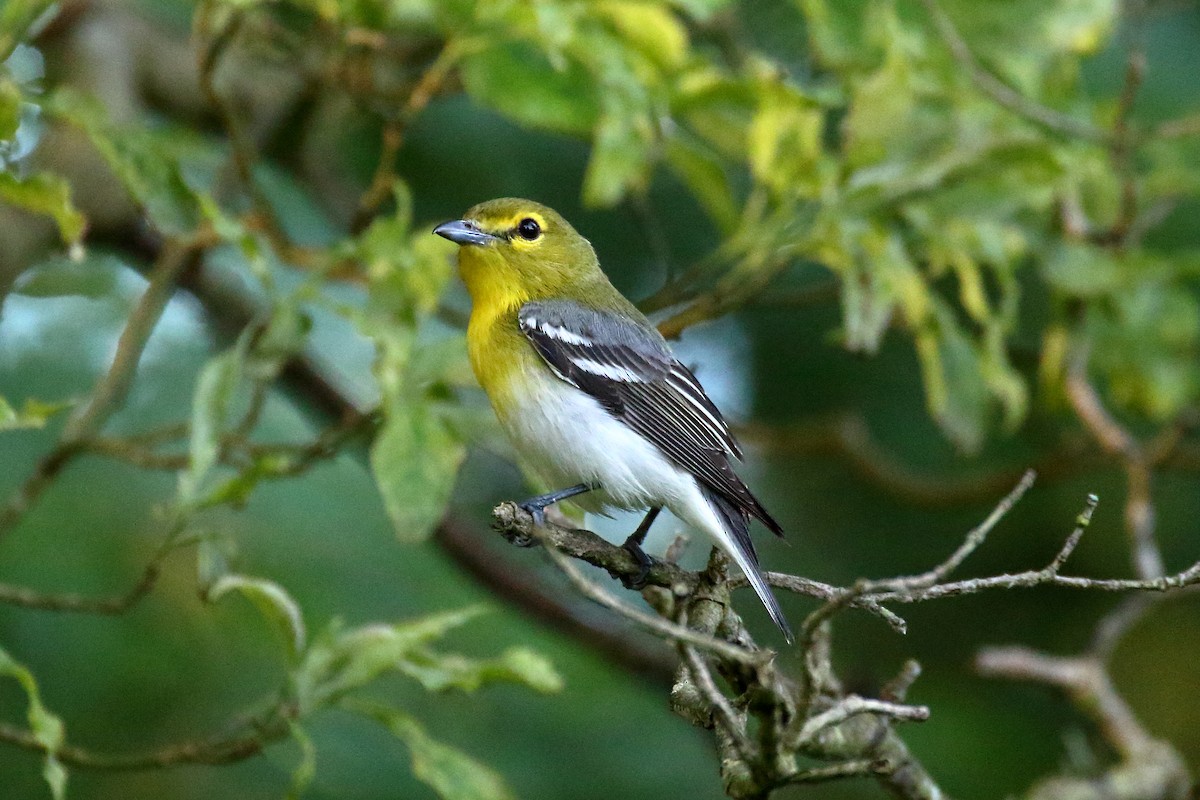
(701, 487, 794, 644)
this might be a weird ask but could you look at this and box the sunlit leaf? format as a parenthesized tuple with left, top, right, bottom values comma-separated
(596, 2, 687, 69)
(664, 136, 738, 232)
(396, 646, 563, 694)
(0, 396, 71, 431)
(1041, 241, 1121, 297)
(294, 606, 490, 711)
(582, 79, 656, 208)
(0, 171, 86, 247)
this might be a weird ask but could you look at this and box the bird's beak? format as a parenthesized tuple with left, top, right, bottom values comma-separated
(433, 219, 499, 246)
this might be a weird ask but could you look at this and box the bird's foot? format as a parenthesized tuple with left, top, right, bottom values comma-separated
(513, 484, 592, 545)
(509, 501, 545, 547)
(619, 536, 655, 590)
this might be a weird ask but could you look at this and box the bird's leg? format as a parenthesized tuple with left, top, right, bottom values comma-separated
(620, 506, 661, 590)
(514, 483, 593, 546)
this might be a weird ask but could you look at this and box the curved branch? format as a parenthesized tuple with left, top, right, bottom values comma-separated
(0, 699, 295, 770)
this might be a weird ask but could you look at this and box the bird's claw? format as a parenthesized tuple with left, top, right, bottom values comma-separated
(620, 539, 654, 590)
(512, 502, 546, 547)
(518, 501, 546, 526)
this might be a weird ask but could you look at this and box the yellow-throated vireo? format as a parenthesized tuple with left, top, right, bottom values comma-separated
(435, 198, 793, 643)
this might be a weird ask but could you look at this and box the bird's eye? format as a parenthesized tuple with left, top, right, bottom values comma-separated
(516, 217, 541, 241)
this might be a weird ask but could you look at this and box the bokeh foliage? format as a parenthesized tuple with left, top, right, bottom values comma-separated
(1, 0, 1199, 798)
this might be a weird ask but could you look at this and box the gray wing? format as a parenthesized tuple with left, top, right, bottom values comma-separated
(517, 299, 782, 537)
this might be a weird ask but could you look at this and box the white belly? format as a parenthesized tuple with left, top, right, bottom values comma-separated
(492, 371, 766, 600)
(496, 374, 697, 514)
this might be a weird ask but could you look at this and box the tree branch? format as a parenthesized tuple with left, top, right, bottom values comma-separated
(1066, 346, 1164, 580)
(0, 698, 295, 770)
(917, 0, 1109, 142)
(0, 236, 202, 539)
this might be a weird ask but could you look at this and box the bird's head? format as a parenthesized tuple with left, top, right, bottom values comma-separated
(434, 198, 601, 309)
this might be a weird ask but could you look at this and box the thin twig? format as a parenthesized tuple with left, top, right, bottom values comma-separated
(791, 696, 930, 747)
(1066, 346, 1164, 579)
(786, 759, 893, 784)
(0, 560, 162, 613)
(0, 239, 199, 538)
(0, 699, 294, 770)
(1100, 0, 1148, 246)
(869, 470, 1037, 592)
(917, 0, 1108, 142)
(680, 644, 757, 765)
(349, 40, 462, 233)
(976, 648, 1154, 757)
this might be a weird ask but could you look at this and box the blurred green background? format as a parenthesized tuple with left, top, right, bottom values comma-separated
(2, 0, 1199, 798)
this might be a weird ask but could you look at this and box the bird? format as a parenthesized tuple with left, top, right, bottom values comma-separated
(434, 198, 793, 643)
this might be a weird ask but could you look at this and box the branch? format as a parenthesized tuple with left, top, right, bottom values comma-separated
(1098, 0, 1148, 247)
(737, 414, 1088, 508)
(349, 39, 462, 233)
(1066, 346, 1164, 579)
(0, 558, 162, 613)
(0, 236, 202, 539)
(491, 504, 951, 800)
(790, 696, 929, 748)
(917, 0, 1109, 142)
(0, 698, 295, 770)
(976, 647, 1192, 800)
(521, 510, 763, 666)
(491, 501, 698, 593)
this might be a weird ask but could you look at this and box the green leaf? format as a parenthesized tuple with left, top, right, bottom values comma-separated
(360, 197, 453, 325)
(371, 399, 466, 543)
(0, 644, 67, 800)
(183, 349, 243, 503)
(840, 6, 919, 168)
(461, 42, 599, 135)
(595, 2, 688, 70)
(396, 646, 564, 694)
(0, 77, 20, 140)
(0, 1, 55, 62)
(582, 107, 654, 207)
(1042, 241, 1121, 297)
(352, 703, 518, 800)
(207, 574, 308, 659)
(0, 396, 71, 431)
(664, 0, 734, 21)
(294, 606, 489, 711)
(0, 171, 86, 247)
(48, 89, 203, 234)
(746, 85, 825, 198)
(664, 135, 738, 232)
(795, 0, 877, 71)
(914, 299, 992, 453)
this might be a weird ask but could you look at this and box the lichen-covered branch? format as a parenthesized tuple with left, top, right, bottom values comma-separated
(490, 468, 1198, 799)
